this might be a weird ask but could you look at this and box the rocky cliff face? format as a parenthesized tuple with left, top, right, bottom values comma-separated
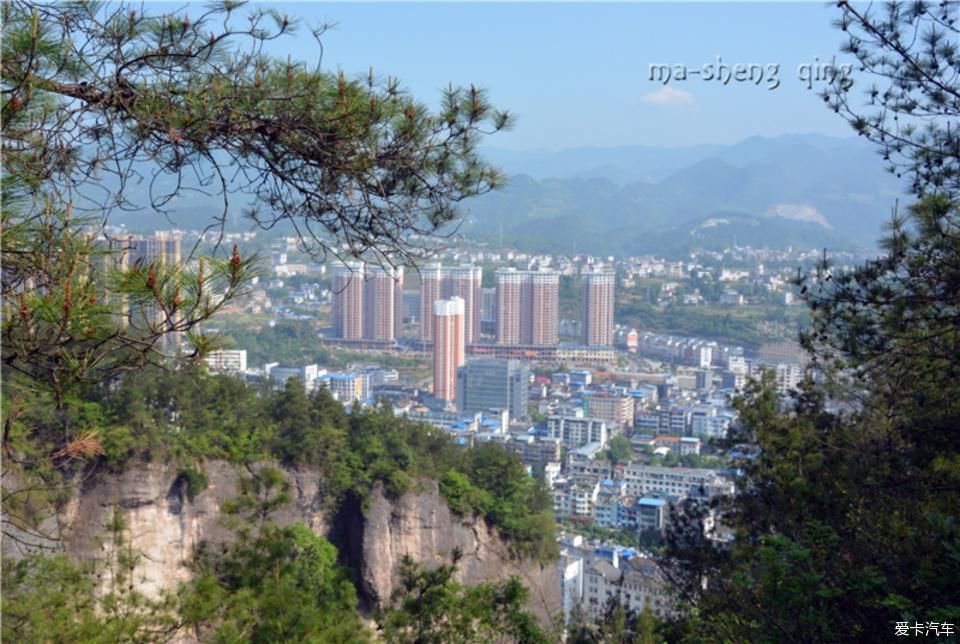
(4, 461, 560, 630)
(356, 481, 560, 626)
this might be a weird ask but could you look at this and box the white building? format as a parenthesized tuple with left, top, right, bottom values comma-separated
(323, 372, 372, 404)
(544, 462, 562, 489)
(558, 542, 676, 628)
(265, 363, 323, 392)
(547, 416, 608, 449)
(623, 464, 734, 500)
(203, 349, 247, 374)
(552, 480, 600, 520)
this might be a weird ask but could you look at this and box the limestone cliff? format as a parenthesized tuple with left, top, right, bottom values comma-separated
(3, 461, 560, 630)
(354, 481, 560, 626)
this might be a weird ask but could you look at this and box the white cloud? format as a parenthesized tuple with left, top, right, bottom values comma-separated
(639, 86, 695, 108)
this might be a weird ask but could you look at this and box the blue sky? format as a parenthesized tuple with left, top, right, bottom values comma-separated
(252, 3, 857, 149)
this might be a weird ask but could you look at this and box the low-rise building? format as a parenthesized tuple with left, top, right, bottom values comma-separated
(623, 464, 734, 500)
(204, 349, 248, 375)
(580, 554, 675, 620)
(548, 415, 608, 449)
(321, 371, 372, 404)
(265, 363, 324, 392)
(582, 391, 636, 434)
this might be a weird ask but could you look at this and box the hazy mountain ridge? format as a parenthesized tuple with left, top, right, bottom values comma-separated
(105, 135, 903, 255)
(464, 134, 903, 254)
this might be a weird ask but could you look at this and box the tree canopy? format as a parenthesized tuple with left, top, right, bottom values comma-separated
(1, 0, 511, 265)
(826, 0, 958, 197)
(663, 3, 960, 641)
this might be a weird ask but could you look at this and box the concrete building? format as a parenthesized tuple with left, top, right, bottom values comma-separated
(402, 290, 420, 324)
(332, 262, 365, 341)
(582, 270, 615, 346)
(363, 265, 403, 342)
(87, 236, 131, 326)
(548, 415, 608, 449)
(528, 271, 560, 345)
(419, 264, 482, 344)
(127, 234, 181, 267)
(323, 371, 371, 405)
(333, 262, 403, 342)
(456, 358, 529, 421)
(698, 345, 713, 369)
(553, 480, 601, 521)
(582, 391, 635, 434)
(419, 263, 444, 342)
(691, 413, 732, 440)
(446, 265, 483, 344)
(480, 287, 497, 324)
(506, 435, 563, 468)
(623, 464, 734, 500)
(495, 268, 559, 346)
(495, 268, 524, 345)
(559, 542, 676, 626)
(265, 363, 323, 392)
(635, 497, 667, 533)
(432, 297, 466, 405)
(203, 349, 247, 374)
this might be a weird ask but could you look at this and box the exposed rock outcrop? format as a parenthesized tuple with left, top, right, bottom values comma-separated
(3, 461, 561, 631)
(359, 481, 560, 626)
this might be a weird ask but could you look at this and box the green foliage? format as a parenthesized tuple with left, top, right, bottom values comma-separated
(439, 469, 485, 517)
(606, 435, 633, 465)
(183, 522, 367, 643)
(560, 521, 639, 549)
(378, 552, 551, 644)
(220, 320, 430, 374)
(4, 365, 557, 562)
(667, 342, 960, 641)
(567, 597, 666, 644)
(1, 1, 511, 265)
(0, 195, 255, 406)
(220, 467, 293, 538)
(616, 298, 807, 349)
(449, 442, 558, 563)
(825, 1, 959, 197)
(178, 466, 210, 501)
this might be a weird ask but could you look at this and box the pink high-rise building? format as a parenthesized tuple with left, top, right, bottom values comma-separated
(582, 270, 615, 346)
(432, 297, 465, 404)
(419, 264, 444, 342)
(363, 265, 403, 341)
(393, 269, 405, 340)
(126, 234, 182, 268)
(446, 266, 482, 344)
(496, 269, 524, 345)
(333, 262, 365, 340)
(333, 262, 403, 341)
(528, 271, 559, 345)
(496, 269, 559, 345)
(419, 264, 482, 344)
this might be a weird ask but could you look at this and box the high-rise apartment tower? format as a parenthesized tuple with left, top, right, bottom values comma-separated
(419, 264, 482, 344)
(495, 268, 559, 345)
(432, 297, 466, 404)
(582, 270, 615, 346)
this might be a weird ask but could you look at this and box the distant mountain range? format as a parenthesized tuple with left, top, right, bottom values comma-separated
(464, 134, 905, 255)
(103, 134, 905, 257)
